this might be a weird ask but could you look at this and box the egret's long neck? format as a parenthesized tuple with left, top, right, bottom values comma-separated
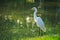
(34, 8, 37, 21)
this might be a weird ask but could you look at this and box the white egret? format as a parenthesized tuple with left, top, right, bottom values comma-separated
(32, 7, 46, 36)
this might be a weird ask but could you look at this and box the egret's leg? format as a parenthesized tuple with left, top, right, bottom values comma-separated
(38, 28, 40, 37)
(40, 28, 41, 37)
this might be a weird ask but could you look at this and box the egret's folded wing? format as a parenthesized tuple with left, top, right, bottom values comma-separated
(36, 17, 46, 32)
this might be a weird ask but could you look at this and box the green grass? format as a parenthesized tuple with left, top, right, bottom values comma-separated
(12, 35, 60, 40)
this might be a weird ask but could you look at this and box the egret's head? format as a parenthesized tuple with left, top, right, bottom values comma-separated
(32, 7, 37, 12)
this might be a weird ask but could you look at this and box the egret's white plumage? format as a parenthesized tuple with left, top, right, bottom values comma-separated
(32, 7, 46, 32)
